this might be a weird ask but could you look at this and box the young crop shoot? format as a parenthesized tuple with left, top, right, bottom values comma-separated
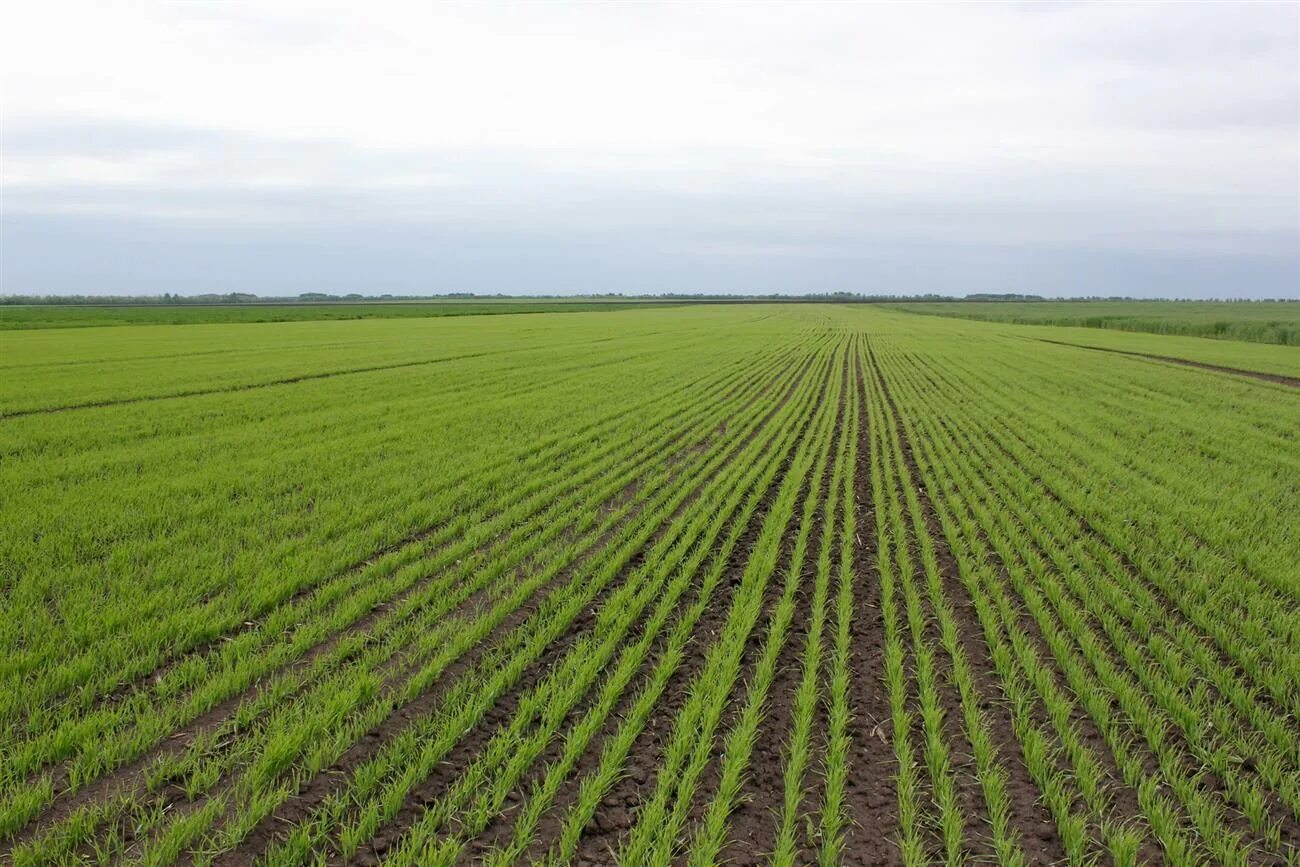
(3, 304, 1295, 865)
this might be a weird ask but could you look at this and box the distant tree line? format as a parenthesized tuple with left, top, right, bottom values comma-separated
(1, 292, 1294, 306)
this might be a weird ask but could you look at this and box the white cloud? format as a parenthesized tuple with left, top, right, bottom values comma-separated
(1, 0, 1296, 295)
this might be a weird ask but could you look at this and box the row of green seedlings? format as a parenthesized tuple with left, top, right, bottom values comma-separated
(4, 339, 820, 863)
(768, 341, 855, 867)
(368, 342, 847, 866)
(2, 324, 723, 722)
(965, 345, 1300, 698)
(505, 342, 847, 867)
(908, 345, 1300, 798)
(862, 345, 1029, 867)
(1, 328, 787, 781)
(226, 337, 842, 867)
(899, 350, 1274, 863)
(606, 341, 847, 867)
(867, 346, 1034, 864)
(893, 349, 1299, 857)
(935, 345, 1300, 740)
(1, 338, 804, 846)
(684, 338, 851, 867)
(114, 339, 824, 867)
(873, 346, 1164, 865)
(889, 337, 1298, 720)
(861, 347, 924, 865)
(904, 349, 1300, 826)
(5, 331, 808, 795)
(1036, 344, 1300, 592)
(3, 328, 712, 733)
(9, 366, 739, 864)
(880, 345, 1294, 863)
(814, 334, 861, 866)
(35, 337, 832, 867)
(254, 341, 847, 866)
(478, 355, 847, 867)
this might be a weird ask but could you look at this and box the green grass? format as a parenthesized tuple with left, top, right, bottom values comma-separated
(0, 298, 680, 330)
(2, 303, 1296, 865)
(886, 299, 1300, 345)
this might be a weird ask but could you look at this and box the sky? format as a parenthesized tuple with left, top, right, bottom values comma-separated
(2, 1, 1298, 298)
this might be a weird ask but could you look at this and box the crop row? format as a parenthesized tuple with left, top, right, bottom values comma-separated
(5, 304, 1296, 864)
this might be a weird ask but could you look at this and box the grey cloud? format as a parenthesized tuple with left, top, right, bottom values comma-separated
(5, 204, 1296, 299)
(2, 119, 240, 158)
(3, 3, 1297, 298)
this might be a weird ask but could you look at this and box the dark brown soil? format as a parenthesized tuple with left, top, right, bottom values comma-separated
(835, 343, 902, 867)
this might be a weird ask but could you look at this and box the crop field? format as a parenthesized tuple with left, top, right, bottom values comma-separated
(2, 304, 1297, 866)
(0, 299, 681, 331)
(885, 301, 1300, 346)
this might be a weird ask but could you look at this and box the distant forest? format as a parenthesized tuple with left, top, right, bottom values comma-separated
(3, 292, 1293, 306)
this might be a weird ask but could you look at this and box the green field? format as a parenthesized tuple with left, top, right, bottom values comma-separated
(0, 298, 678, 330)
(886, 300, 1300, 345)
(2, 305, 1297, 865)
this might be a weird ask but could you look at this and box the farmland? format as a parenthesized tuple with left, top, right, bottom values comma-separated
(885, 300, 1300, 346)
(0, 299, 681, 331)
(2, 304, 1297, 866)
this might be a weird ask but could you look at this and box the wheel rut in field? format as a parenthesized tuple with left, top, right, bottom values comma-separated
(1032, 338, 1300, 389)
(0, 348, 540, 421)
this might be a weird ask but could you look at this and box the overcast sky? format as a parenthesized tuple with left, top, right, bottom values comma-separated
(2, 1, 1297, 298)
